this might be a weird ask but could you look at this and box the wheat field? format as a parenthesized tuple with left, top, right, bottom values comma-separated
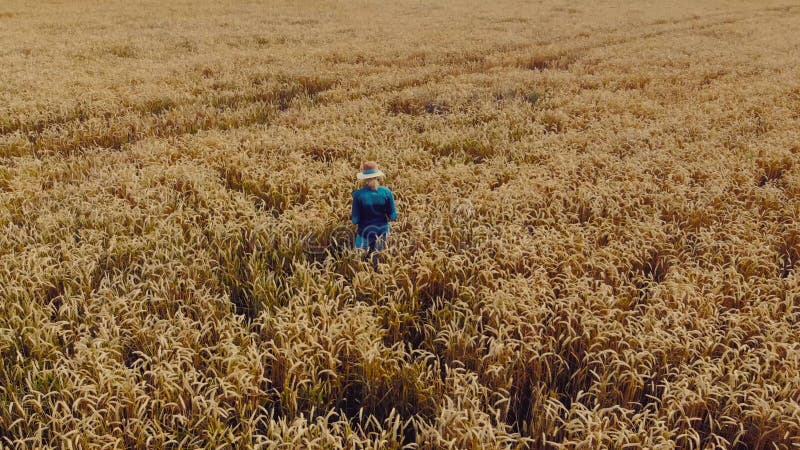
(0, 0, 799, 448)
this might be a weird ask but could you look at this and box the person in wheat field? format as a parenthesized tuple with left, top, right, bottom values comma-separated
(351, 161, 397, 271)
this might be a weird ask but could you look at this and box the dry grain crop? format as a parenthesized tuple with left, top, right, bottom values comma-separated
(0, 0, 799, 448)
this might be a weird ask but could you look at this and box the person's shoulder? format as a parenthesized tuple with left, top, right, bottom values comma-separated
(377, 186, 393, 194)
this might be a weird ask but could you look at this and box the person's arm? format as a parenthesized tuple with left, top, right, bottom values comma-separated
(387, 190, 398, 221)
(351, 190, 360, 224)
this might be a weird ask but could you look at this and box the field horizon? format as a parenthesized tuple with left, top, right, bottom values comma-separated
(1, 0, 799, 448)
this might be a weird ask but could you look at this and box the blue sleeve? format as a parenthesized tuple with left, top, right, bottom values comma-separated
(351, 191, 360, 224)
(387, 190, 397, 221)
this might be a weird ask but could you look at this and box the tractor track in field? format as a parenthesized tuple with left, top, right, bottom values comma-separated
(335, 3, 800, 97)
(0, 4, 797, 160)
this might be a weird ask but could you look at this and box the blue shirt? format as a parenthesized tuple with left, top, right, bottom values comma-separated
(351, 186, 397, 235)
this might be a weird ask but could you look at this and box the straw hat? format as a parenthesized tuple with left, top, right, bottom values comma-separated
(356, 161, 385, 180)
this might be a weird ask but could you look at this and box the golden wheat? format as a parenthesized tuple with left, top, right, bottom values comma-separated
(0, 0, 799, 448)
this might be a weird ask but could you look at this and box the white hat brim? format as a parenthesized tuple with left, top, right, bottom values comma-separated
(357, 170, 385, 180)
